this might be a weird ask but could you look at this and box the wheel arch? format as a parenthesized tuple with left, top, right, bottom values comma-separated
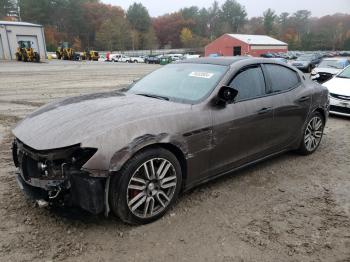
(313, 107, 326, 122)
(109, 141, 188, 188)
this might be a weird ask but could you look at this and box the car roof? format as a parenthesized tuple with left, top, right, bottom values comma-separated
(322, 57, 349, 61)
(179, 56, 250, 66)
(179, 56, 296, 67)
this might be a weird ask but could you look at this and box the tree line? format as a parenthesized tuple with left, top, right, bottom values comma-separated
(1, 0, 350, 51)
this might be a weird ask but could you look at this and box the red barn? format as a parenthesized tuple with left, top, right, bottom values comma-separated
(205, 34, 288, 57)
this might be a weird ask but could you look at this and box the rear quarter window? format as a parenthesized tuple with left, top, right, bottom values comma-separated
(265, 64, 301, 93)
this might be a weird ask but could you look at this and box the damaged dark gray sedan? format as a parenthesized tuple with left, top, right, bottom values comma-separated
(12, 57, 329, 224)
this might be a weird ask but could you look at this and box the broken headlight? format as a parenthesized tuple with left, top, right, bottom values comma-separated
(70, 148, 97, 169)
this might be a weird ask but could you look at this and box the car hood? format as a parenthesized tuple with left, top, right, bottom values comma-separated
(12, 91, 190, 150)
(322, 77, 350, 96)
(314, 67, 341, 75)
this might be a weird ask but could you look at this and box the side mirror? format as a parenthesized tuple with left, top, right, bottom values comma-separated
(217, 86, 238, 105)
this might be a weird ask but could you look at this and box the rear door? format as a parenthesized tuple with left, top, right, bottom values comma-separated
(209, 64, 275, 175)
(262, 64, 311, 148)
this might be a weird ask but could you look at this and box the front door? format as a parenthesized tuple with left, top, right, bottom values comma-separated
(233, 46, 241, 56)
(209, 65, 274, 175)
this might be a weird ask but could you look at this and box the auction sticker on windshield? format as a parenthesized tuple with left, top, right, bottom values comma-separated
(189, 72, 214, 79)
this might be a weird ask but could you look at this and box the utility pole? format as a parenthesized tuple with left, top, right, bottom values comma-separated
(6, 0, 21, 21)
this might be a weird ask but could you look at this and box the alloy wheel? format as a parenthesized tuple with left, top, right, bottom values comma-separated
(304, 116, 323, 152)
(127, 158, 177, 218)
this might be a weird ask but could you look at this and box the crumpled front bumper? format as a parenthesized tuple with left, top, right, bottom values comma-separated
(15, 170, 107, 214)
(12, 139, 109, 215)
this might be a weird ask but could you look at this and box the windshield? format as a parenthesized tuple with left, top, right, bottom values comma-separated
(127, 63, 228, 103)
(337, 66, 350, 79)
(318, 60, 346, 69)
(297, 55, 313, 61)
(19, 41, 31, 48)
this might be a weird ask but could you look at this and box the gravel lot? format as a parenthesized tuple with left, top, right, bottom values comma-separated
(0, 60, 349, 262)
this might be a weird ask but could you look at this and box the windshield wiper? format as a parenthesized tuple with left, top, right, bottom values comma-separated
(136, 93, 169, 101)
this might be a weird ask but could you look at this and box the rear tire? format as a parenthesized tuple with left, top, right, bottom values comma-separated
(110, 148, 182, 225)
(297, 111, 324, 155)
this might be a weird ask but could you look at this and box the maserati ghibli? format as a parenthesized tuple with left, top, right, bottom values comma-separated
(12, 57, 329, 224)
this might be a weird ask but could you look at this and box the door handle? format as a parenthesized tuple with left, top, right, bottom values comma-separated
(257, 107, 272, 114)
(298, 96, 310, 102)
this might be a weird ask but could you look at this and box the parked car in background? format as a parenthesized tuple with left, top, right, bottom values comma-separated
(272, 57, 288, 63)
(128, 56, 145, 63)
(119, 55, 132, 62)
(108, 53, 122, 62)
(261, 53, 275, 58)
(322, 65, 350, 116)
(12, 57, 329, 225)
(183, 54, 201, 59)
(291, 54, 321, 73)
(208, 53, 222, 57)
(168, 54, 183, 61)
(311, 58, 350, 83)
(339, 51, 350, 57)
(145, 55, 161, 64)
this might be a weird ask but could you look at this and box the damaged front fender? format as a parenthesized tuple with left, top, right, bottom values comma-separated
(108, 133, 189, 172)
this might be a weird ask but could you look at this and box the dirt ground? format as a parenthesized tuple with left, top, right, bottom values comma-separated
(0, 60, 349, 262)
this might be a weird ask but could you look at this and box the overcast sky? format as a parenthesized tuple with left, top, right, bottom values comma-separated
(102, 0, 350, 17)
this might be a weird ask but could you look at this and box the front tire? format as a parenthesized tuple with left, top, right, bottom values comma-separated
(307, 65, 312, 73)
(110, 148, 182, 224)
(34, 53, 40, 63)
(297, 111, 324, 155)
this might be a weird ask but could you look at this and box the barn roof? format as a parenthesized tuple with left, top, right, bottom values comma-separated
(0, 21, 42, 27)
(227, 34, 287, 46)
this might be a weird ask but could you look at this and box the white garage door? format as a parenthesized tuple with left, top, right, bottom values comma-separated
(0, 35, 4, 60)
(16, 35, 40, 54)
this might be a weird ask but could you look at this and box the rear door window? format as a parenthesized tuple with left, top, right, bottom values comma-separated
(264, 64, 301, 93)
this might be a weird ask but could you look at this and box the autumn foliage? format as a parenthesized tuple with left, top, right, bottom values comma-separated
(1, 0, 350, 51)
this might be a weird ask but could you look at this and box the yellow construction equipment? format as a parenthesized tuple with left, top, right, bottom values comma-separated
(56, 42, 79, 60)
(81, 50, 100, 61)
(15, 41, 40, 62)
